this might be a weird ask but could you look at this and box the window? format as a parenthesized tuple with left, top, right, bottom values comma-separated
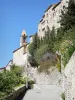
(63, 6, 65, 9)
(47, 13, 48, 17)
(47, 20, 48, 23)
(42, 28, 45, 31)
(41, 21, 45, 25)
(53, 13, 55, 17)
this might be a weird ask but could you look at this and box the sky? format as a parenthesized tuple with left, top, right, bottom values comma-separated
(0, 0, 60, 68)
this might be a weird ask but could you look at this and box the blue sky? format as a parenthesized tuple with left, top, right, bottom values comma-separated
(0, 0, 60, 67)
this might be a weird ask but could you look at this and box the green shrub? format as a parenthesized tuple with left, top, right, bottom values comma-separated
(59, 39, 75, 66)
(28, 33, 39, 56)
(28, 80, 35, 89)
(28, 43, 34, 56)
(11, 65, 24, 77)
(56, 54, 61, 72)
(0, 92, 7, 98)
(61, 93, 65, 100)
(0, 65, 25, 98)
(38, 60, 56, 73)
(34, 44, 48, 64)
(28, 80, 35, 84)
(28, 55, 38, 67)
(56, 62, 61, 72)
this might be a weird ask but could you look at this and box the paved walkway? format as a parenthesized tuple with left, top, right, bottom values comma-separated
(22, 84, 62, 100)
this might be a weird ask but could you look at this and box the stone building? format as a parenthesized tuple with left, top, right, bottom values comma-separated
(5, 30, 29, 71)
(13, 30, 28, 67)
(29, 35, 34, 43)
(38, 0, 69, 38)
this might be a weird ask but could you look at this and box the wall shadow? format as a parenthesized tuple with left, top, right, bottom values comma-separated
(15, 89, 27, 100)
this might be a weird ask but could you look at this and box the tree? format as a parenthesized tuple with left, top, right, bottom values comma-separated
(28, 33, 38, 56)
(60, 0, 75, 32)
(43, 26, 51, 44)
(11, 65, 23, 77)
(40, 37, 43, 46)
(32, 33, 38, 50)
(45, 27, 56, 52)
(37, 37, 40, 49)
(0, 65, 24, 96)
(56, 27, 64, 41)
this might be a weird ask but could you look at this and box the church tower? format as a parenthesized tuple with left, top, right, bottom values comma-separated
(20, 30, 27, 47)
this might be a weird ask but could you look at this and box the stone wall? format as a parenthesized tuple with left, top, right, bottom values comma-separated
(27, 66, 61, 86)
(13, 47, 29, 67)
(13, 46, 25, 66)
(63, 52, 75, 100)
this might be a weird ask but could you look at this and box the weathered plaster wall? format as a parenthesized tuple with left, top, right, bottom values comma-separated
(63, 52, 75, 100)
(13, 47, 25, 66)
(6, 60, 13, 71)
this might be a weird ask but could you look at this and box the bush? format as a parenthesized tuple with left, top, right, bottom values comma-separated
(28, 33, 39, 56)
(59, 39, 75, 66)
(38, 60, 56, 73)
(0, 65, 25, 98)
(61, 93, 65, 100)
(54, 27, 75, 67)
(28, 55, 38, 67)
(28, 80, 35, 89)
(0, 92, 7, 98)
(56, 54, 61, 72)
(28, 80, 35, 85)
(11, 65, 24, 77)
(0, 71, 16, 94)
(34, 44, 48, 64)
(28, 43, 34, 56)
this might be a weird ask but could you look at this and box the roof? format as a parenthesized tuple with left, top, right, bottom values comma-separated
(29, 35, 35, 38)
(13, 43, 28, 53)
(0, 67, 6, 70)
(6, 59, 13, 67)
(40, 19, 43, 23)
(13, 46, 24, 53)
(0, 59, 13, 71)
(42, 15, 45, 18)
(39, 4, 56, 23)
(45, 5, 52, 12)
(52, 2, 61, 10)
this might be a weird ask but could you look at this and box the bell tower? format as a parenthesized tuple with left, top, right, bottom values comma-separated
(20, 30, 27, 47)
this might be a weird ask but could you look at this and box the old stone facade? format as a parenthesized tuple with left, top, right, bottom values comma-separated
(62, 52, 75, 100)
(5, 30, 29, 70)
(38, 0, 69, 38)
(13, 30, 28, 67)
